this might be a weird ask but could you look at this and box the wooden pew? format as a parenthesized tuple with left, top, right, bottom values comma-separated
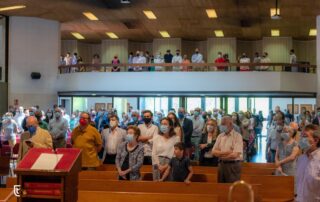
(0, 188, 16, 202)
(97, 164, 275, 175)
(241, 175, 294, 202)
(78, 191, 219, 202)
(242, 162, 276, 169)
(78, 180, 261, 202)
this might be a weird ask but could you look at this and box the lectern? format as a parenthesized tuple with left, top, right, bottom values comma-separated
(15, 148, 81, 202)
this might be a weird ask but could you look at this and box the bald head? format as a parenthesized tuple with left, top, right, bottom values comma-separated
(221, 116, 233, 133)
(26, 116, 39, 127)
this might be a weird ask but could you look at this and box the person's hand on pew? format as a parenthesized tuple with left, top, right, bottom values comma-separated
(159, 165, 168, 173)
(184, 179, 191, 185)
(199, 144, 207, 150)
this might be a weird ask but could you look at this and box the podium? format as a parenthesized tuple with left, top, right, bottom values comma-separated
(15, 148, 81, 202)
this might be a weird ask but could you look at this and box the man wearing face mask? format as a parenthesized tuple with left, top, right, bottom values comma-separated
(190, 107, 205, 160)
(138, 110, 159, 165)
(312, 107, 320, 126)
(212, 116, 243, 183)
(21, 107, 36, 132)
(171, 49, 182, 71)
(128, 111, 142, 127)
(296, 124, 320, 202)
(48, 108, 69, 149)
(71, 112, 102, 170)
(18, 116, 53, 162)
(178, 107, 193, 157)
(101, 115, 126, 164)
(191, 48, 203, 71)
(34, 110, 48, 130)
(14, 106, 25, 131)
(95, 110, 108, 132)
(214, 51, 226, 71)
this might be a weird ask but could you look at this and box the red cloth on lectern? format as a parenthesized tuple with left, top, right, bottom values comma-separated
(17, 148, 81, 171)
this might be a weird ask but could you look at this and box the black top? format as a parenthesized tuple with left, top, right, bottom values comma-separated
(169, 156, 190, 182)
(164, 53, 173, 63)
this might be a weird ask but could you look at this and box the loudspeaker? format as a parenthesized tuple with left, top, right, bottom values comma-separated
(31, 72, 41, 79)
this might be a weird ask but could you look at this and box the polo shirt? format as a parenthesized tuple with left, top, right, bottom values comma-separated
(169, 156, 191, 182)
(71, 125, 102, 168)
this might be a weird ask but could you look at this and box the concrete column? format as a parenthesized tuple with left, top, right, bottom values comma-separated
(317, 16, 320, 106)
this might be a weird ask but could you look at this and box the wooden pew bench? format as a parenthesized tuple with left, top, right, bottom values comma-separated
(0, 188, 16, 202)
(78, 180, 261, 202)
(78, 191, 219, 202)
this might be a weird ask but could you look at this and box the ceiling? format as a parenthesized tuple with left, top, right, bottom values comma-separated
(0, 0, 319, 42)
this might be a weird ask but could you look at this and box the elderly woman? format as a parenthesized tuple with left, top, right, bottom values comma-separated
(199, 119, 219, 166)
(275, 124, 299, 176)
(1, 112, 19, 147)
(115, 125, 144, 180)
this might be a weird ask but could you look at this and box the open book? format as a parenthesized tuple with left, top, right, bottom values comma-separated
(31, 153, 63, 170)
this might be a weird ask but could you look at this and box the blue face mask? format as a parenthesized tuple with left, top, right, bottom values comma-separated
(160, 125, 169, 134)
(194, 111, 200, 117)
(281, 133, 290, 141)
(28, 126, 37, 135)
(126, 134, 134, 142)
(219, 125, 228, 134)
(132, 116, 138, 122)
(299, 137, 311, 152)
(178, 113, 184, 119)
(29, 111, 35, 116)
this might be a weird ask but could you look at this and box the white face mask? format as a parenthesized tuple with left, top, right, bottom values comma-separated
(110, 120, 118, 128)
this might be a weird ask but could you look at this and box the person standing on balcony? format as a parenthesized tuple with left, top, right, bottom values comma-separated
(239, 53, 250, 71)
(289, 49, 298, 72)
(260, 52, 271, 71)
(253, 52, 261, 71)
(111, 55, 121, 72)
(214, 52, 226, 71)
(164, 49, 173, 71)
(172, 49, 182, 71)
(191, 48, 204, 71)
(128, 52, 134, 71)
(181, 55, 191, 71)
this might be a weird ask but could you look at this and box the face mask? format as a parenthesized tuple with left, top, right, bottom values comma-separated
(207, 125, 214, 132)
(194, 111, 200, 117)
(281, 133, 290, 141)
(160, 125, 170, 134)
(126, 134, 134, 142)
(132, 116, 138, 122)
(29, 111, 35, 116)
(178, 113, 184, 119)
(110, 120, 117, 128)
(176, 53, 180, 56)
(79, 118, 88, 126)
(276, 125, 283, 132)
(28, 126, 37, 135)
(55, 112, 61, 119)
(218, 54, 222, 58)
(143, 117, 152, 124)
(220, 125, 228, 134)
(299, 137, 311, 152)
(195, 51, 199, 54)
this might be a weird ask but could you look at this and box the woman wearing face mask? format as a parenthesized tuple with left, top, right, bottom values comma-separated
(1, 112, 19, 147)
(167, 112, 183, 141)
(199, 119, 219, 166)
(102, 115, 126, 164)
(111, 55, 120, 72)
(275, 126, 299, 176)
(115, 126, 144, 180)
(152, 118, 180, 181)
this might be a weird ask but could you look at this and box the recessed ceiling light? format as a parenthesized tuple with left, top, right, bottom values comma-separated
(270, 8, 280, 16)
(159, 31, 170, 38)
(82, 12, 99, 21)
(271, 29, 280, 36)
(143, 10, 157, 19)
(214, 30, 224, 37)
(309, 29, 317, 36)
(0, 5, 26, 11)
(206, 9, 217, 18)
(106, 32, 119, 39)
(71, 32, 85, 40)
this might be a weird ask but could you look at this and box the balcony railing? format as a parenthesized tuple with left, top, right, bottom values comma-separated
(58, 63, 316, 74)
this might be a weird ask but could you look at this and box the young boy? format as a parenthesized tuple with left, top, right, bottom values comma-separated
(160, 142, 193, 184)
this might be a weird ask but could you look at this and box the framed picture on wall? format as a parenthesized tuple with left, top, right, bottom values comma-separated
(107, 103, 113, 110)
(287, 104, 299, 114)
(300, 104, 313, 113)
(95, 103, 106, 112)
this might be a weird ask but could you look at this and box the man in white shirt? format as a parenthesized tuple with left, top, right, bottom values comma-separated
(296, 124, 320, 202)
(138, 110, 159, 165)
(289, 49, 298, 72)
(260, 52, 271, 71)
(239, 53, 250, 71)
(154, 52, 164, 71)
(190, 107, 205, 161)
(191, 48, 203, 71)
(213, 116, 243, 183)
(102, 115, 126, 164)
(171, 49, 182, 71)
(14, 106, 25, 131)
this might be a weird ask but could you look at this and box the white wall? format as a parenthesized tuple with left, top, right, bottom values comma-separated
(0, 18, 6, 82)
(293, 40, 316, 65)
(8, 16, 60, 109)
(262, 37, 292, 63)
(56, 72, 316, 93)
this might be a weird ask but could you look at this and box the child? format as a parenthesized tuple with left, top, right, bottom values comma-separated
(160, 142, 193, 184)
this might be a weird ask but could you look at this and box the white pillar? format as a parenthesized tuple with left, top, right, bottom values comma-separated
(317, 16, 320, 106)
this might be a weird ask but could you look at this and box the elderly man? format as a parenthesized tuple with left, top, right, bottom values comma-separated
(18, 116, 53, 162)
(14, 106, 25, 131)
(48, 108, 69, 148)
(71, 112, 102, 170)
(213, 116, 243, 183)
(190, 107, 204, 160)
(296, 124, 320, 201)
